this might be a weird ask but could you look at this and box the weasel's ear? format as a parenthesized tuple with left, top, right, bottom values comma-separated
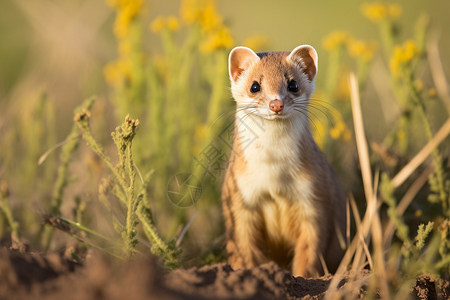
(228, 46, 260, 83)
(287, 45, 318, 81)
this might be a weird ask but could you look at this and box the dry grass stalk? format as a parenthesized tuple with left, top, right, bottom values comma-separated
(325, 73, 391, 299)
(383, 166, 434, 247)
(349, 73, 373, 201)
(349, 72, 389, 298)
(391, 117, 450, 188)
(349, 195, 373, 272)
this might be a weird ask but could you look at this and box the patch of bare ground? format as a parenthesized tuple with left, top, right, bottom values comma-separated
(0, 247, 448, 300)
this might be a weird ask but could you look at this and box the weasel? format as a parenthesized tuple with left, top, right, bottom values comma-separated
(221, 45, 346, 277)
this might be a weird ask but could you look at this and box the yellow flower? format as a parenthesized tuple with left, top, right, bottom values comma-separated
(323, 31, 351, 51)
(313, 121, 326, 150)
(150, 16, 180, 33)
(243, 35, 271, 52)
(362, 2, 387, 22)
(348, 38, 377, 61)
(181, 0, 233, 53)
(329, 122, 343, 140)
(389, 40, 419, 77)
(181, 0, 223, 33)
(362, 2, 402, 23)
(181, 0, 201, 24)
(104, 0, 145, 89)
(103, 59, 132, 86)
(167, 16, 180, 31)
(122, 0, 143, 19)
(398, 40, 419, 62)
(199, 2, 222, 32)
(111, 0, 143, 38)
(150, 16, 166, 33)
(200, 26, 233, 53)
(329, 112, 352, 141)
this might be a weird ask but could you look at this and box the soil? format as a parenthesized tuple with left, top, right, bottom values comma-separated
(0, 246, 448, 300)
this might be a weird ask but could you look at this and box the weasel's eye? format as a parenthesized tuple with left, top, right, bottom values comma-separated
(288, 80, 298, 93)
(250, 81, 261, 93)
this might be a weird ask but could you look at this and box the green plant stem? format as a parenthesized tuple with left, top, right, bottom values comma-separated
(57, 216, 121, 246)
(110, 115, 140, 256)
(75, 115, 129, 199)
(377, 18, 413, 154)
(380, 19, 395, 62)
(381, 173, 411, 247)
(136, 203, 180, 268)
(406, 73, 448, 213)
(41, 97, 95, 250)
(50, 222, 125, 260)
(49, 130, 82, 215)
(0, 186, 19, 244)
(72, 234, 124, 261)
(125, 145, 137, 256)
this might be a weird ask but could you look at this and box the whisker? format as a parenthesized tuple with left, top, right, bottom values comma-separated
(208, 109, 236, 128)
(291, 97, 334, 124)
(292, 108, 320, 137)
(309, 98, 338, 112)
(208, 101, 260, 128)
(308, 106, 333, 123)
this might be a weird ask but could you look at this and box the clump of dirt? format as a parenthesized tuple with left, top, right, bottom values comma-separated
(414, 274, 450, 300)
(0, 246, 447, 300)
(0, 247, 78, 295)
(166, 262, 335, 299)
(0, 247, 194, 300)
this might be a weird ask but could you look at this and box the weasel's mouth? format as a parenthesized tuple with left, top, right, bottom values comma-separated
(259, 111, 291, 120)
(261, 108, 292, 120)
(237, 107, 294, 121)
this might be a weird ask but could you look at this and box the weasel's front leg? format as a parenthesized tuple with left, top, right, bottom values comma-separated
(227, 207, 267, 269)
(291, 224, 321, 277)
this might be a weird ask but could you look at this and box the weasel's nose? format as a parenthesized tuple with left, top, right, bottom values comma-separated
(269, 99, 284, 113)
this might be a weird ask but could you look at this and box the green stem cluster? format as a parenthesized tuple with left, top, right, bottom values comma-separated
(41, 97, 95, 250)
(75, 109, 180, 264)
(405, 74, 449, 214)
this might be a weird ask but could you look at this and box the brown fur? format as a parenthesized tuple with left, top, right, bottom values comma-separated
(222, 46, 346, 278)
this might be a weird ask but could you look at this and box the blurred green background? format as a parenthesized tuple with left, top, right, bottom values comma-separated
(0, 0, 449, 267)
(2, 0, 450, 107)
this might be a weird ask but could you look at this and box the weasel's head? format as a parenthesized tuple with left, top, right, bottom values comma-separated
(228, 45, 318, 121)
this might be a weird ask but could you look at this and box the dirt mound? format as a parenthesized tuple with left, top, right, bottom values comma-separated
(166, 262, 335, 299)
(0, 247, 446, 300)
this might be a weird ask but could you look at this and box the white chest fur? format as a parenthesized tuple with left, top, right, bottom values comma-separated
(234, 112, 315, 209)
